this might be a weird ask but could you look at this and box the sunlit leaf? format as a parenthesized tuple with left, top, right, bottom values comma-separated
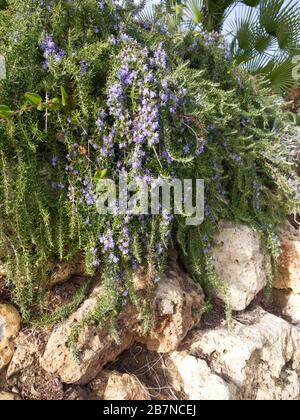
(94, 168, 108, 183)
(60, 86, 68, 107)
(0, 104, 13, 118)
(24, 92, 42, 106)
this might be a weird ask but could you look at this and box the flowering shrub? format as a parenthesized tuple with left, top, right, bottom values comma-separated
(0, 0, 299, 337)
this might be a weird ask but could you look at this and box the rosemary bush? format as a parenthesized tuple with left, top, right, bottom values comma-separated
(0, 0, 298, 329)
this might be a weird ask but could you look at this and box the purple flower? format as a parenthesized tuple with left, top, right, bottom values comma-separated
(42, 60, 49, 71)
(118, 64, 135, 85)
(118, 227, 130, 256)
(99, 229, 115, 251)
(195, 145, 204, 156)
(80, 60, 88, 76)
(132, 84, 160, 148)
(145, 72, 155, 83)
(53, 49, 65, 62)
(40, 35, 56, 55)
(51, 155, 59, 167)
(240, 116, 251, 126)
(183, 144, 190, 155)
(98, 0, 106, 10)
(253, 180, 261, 210)
(119, 33, 131, 43)
(162, 150, 172, 164)
(230, 153, 241, 162)
(109, 253, 119, 263)
(162, 209, 173, 223)
(224, 43, 231, 60)
(85, 193, 95, 206)
(96, 110, 107, 131)
(212, 160, 219, 182)
(107, 82, 124, 117)
(40, 34, 65, 68)
(92, 259, 100, 268)
(154, 43, 168, 69)
(51, 181, 64, 190)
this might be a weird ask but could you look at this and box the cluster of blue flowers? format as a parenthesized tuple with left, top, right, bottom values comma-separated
(98, 0, 106, 10)
(60, 35, 211, 289)
(40, 34, 65, 70)
(253, 179, 261, 210)
(189, 30, 231, 61)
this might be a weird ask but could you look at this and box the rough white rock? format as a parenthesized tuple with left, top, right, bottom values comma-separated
(169, 351, 231, 400)
(211, 221, 271, 311)
(40, 261, 204, 384)
(40, 284, 134, 385)
(7, 332, 40, 379)
(0, 264, 6, 278)
(282, 293, 300, 325)
(271, 289, 300, 325)
(49, 260, 85, 287)
(183, 307, 300, 400)
(103, 372, 150, 400)
(140, 261, 204, 353)
(0, 304, 21, 370)
(274, 222, 300, 293)
(0, 391, 21, 400)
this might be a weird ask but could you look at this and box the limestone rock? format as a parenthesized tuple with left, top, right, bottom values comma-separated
(103, 372, 150, 400)
(168, 351, 231, 400)
(49, 260, 85, 287)
(282, 293, 300, 325)
(40, 261, 204, 385)
(7, 332, 67, 400)
(140, 261, 204, 353)
(40, 285, 135, 385)
(183, 307, 300, 400)
(274, 222, 300, 293)
(211, 221, 271, 311)
(0, 304, 21, 370)
(7, 332, 40, 379)
(89, 371, 111, 399)
(0, 264, 7, 278)
(271, 289, 300, 325)
(0, 391, 21, 400)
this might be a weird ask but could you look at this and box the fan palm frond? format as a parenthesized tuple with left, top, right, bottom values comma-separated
(228, 7, 257, 54)
(183, 0, 203, 26)
(136, 0, 157, 25)
(268, 58, 297, 93)
(259, 0, 300, 37)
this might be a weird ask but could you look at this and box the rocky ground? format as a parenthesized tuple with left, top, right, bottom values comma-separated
(0, 220, 300, 400)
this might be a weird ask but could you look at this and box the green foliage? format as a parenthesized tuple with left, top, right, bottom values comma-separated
(145, 0, 300, 93)
(228, 0, 300, 93)
(32, 282, 89, 327)
(0, 0, 298, 340)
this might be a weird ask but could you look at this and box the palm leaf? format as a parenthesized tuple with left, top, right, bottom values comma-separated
(183, 0, 203, 25)
(228, 7, 257, 54)
(260, 0, 300, 37)
(136, 0, 156, 25)
(268, 58, 297, 93)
